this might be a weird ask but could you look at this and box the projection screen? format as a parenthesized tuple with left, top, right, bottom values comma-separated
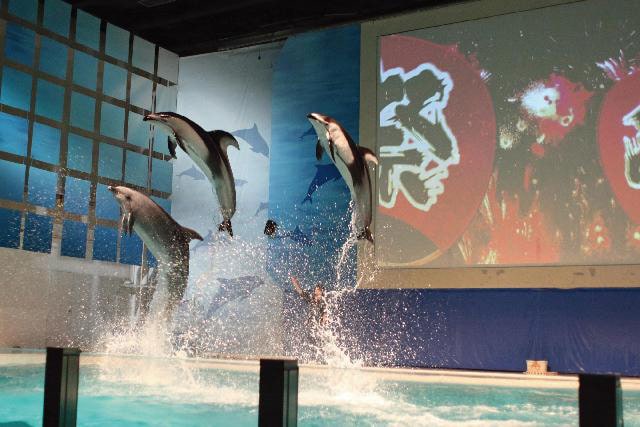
(359, 0, 640, 288)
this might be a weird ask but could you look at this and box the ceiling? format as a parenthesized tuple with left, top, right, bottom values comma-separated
(67, 0, 459, 56)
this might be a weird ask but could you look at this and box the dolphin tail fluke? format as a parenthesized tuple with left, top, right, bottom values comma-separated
(357, 227, 374, 243)
(218, 219, 233, 237)
(182, 226, 203, 241)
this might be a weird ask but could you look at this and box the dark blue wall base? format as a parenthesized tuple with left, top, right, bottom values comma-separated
(283, 288, 640, 376)
(345, 288, 640, 375)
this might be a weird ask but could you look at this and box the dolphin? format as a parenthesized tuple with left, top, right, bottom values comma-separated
(231, 123, 269, 157)
(191, 228, 231, 253)
(307, 113, 378, 242)
(302, 163, 342, 204)
(206, 275, 264, 316)
(235, 178, 248, 187)
(177, 165, 206, 181)
(287, 225, 313, 245)
(254, 201, 269, 217)
(144, 112, 239, 236)
(264, 221, 314, 246)
(298, 125, 317, 140)
(191, 229, 214, 253)
(108, 185, 203, 321)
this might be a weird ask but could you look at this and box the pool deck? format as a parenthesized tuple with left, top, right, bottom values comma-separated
(1, 351, 639, 390)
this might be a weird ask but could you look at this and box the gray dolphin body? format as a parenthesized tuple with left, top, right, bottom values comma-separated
(108, 186, 203, 321)
(307, 113, 378, 242)
(144, 112, 239, 236)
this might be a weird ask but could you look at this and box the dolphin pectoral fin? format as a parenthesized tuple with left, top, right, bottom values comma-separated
(209, 130, 240, 153)
(126, 212, 135, 235)
(315, 139, 323, 161)
(217, 219, 233, 237)
(358, 146, 379, 167)
(119, 213, 127, 234)
(329, 138, 336, 162)
(168, 135, 178, 159)
(181, 226, 203, 241)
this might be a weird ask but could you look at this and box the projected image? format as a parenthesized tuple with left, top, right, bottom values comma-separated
(375, 0, 640, 267)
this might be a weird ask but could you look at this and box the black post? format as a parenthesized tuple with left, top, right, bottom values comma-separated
(259, 358, 298, 427)
(579, 374, 623, 427)
(43, 347, 81, 427)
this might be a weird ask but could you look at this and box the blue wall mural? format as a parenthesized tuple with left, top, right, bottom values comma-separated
(0, 0, 178, 267)
(269, 25, 360, 290)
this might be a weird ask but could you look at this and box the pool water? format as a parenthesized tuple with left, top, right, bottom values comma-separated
(1, 357, 639, 426)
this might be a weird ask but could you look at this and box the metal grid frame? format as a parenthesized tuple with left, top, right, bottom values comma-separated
(0, 0, 178, 266)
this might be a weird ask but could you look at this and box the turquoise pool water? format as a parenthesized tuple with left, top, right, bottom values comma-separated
(1, 357, 639, 426)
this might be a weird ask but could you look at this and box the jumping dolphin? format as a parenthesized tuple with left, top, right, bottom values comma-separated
(307, 113, 378, 242)
(108, 185, 203, 321)
(144, 112, 239, 236)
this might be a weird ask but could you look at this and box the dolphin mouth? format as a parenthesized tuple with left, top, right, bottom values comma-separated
(307, 113, 327, 124)
(143, 113, 169, 123)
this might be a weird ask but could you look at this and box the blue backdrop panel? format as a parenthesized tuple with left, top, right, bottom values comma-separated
(338, 288, 640, 376)
(269, 25, 360, 289)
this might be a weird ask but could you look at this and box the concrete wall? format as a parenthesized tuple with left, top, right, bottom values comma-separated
(0, 247, 138, 348)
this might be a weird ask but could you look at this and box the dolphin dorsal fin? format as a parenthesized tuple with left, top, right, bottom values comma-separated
(208, 130, 240, 153)
(182, 226, 203, 241)
(358, 146, 378, 167)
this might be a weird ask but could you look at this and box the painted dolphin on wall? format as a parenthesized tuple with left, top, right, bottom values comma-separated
(144, 112, 239, 236)
(307, 113, 378, 242)
(231, 123, 269, 157)
(191, 228, 231, 253)
(206, 275, 265, 316)
(302, 163, 342, 204)
(263, 220, 315, 246)
(191, 229, 214, 253)
(254, 201, 269, 217)
(108, 185, 203, 321)
(177, 165, 206, 181)
(298, 125, 316, 140)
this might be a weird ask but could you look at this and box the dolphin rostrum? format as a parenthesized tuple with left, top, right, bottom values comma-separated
(307, 113, 378, 242)
(144, 112, 239, 236)
(108, 185, 203, 321)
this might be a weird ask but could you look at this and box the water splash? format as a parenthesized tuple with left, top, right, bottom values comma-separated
(335, 206, 358, 286)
